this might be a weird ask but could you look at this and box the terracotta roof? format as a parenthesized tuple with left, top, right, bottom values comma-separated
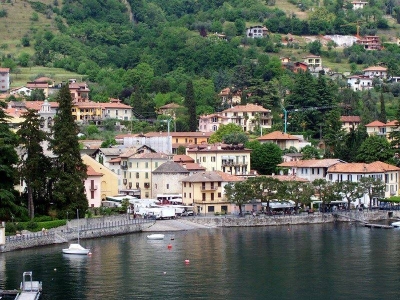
(363, 66, 387, 72)
(199, 113, 229, 120)
(340, 116, 361, 122)
(25, 101, 59, 110)
(99, 102, 132, 109)
(144, 132, 212, 138)
(0, 68, 10, 72)
(122, 152, 169, 159)
(109, 157, 121, 163)
(99, 148, 125, 156)
(173, 155, 195, 163)
(328, 161, 400, 173)
(265, 175, 309, 182)
(87, 165, 103, 176)
(153, 161, 190, 174)
(181, 171, 243, 183)
(258, 131, 300, 141)
(365, 120, 385, 127)
(26, 83, 49, 88)
(179, 162, 206, 171)
(385, 120, 398, 127)
(278, 159, 343, 168)
(223, 103, 270, 113)
(187, 144, 251, 153)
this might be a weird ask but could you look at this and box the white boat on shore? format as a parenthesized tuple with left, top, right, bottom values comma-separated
(147, 234, 165, 240)
(62, 243, 90, 255)
(391, 221, 400, 228)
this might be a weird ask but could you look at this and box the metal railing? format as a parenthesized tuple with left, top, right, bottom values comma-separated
(6, 231, 55, 242)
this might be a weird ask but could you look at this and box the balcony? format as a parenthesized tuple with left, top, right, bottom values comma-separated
(121, 164, 128, 170)
(201, 186, 218, 191)
(89, 185, 98, 191)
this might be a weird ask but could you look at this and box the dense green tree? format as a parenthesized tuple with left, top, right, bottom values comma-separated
(312, 179, 341, 213)
(359, 176, 386, 209)
(323, 108, 346, 157)
(0, 102, 20, 220)
(356, 135, 393, 163)
(246, 141, 282, 175)
(17, 109, 51, 219)
(337, 126, 368, 162)
(222, 132, 248, 145)
(184, 80, 197, 132)
(248, 176, 281, 212)
(338, 181, 364, 210)
(378, 92, 387, 123)
(277, 181, 314, 213)
(225, 180, 253, 216)
(49, 85, 88, 217)
(301, 145, 320, 160)
(209, 123, 243, 144)
(30, 89, 46, 101)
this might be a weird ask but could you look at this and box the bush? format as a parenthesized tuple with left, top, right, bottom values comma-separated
(5, 222, 16, 235)
(33, 216, 53, 222)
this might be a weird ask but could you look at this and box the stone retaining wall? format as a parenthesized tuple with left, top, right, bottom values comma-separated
(188, 211, 391, 227)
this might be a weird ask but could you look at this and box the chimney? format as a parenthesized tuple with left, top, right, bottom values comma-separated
(182, 164, 187, 168)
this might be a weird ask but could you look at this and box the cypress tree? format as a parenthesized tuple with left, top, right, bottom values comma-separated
(185, 80, 197, 132)
(49, 85, 88, 217)
(17, 109, 51, 219)
(378, 92, 387, 123)
(0, 102, 19, 220)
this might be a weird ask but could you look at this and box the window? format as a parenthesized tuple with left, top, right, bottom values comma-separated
(184, 182, 187, 187)
(211, 156, 216, 162)
(189, 193, 191, 198)
(145, 162, 149, 168)
(202, 157, 206, 162)
(189, 183, 192, 187)
(211, 193, 214, 201)
(202, 193, 206, 201)
(145, 172, 149, 179)
(218, 182, 221, 187)
(184, 193, 186, 197)
(329, 174, 332, 180)
(91, 191, 94, 199)
(218, 192, 221, 197)
(155, 162, 158, 168)
(167, 184, 169, 189)
(208, 206, 214, 212)
(145, 192, 149, 198)
(136, 172, 139, 178)
(155, 184, 157, 189)
(312, 168, 315, 175)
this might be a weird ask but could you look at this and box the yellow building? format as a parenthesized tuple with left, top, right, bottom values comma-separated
(186, 144, 252, 177)
(81, 154, 119, 200)
(119, 150, 170, 198)
(180, 171, 243, 215)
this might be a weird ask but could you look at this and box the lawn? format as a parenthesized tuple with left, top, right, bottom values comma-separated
(10, 66, 83, 88)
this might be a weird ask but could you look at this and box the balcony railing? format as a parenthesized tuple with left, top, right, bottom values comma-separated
(121, 165, 128, 170)
(201, 186, 218, 191)
(89, 185, 98, 191)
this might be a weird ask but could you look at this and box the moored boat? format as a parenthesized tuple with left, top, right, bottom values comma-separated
(147, 234, 165, 240)
(391, 221, 400, 228)
(62, 243, 90, 255)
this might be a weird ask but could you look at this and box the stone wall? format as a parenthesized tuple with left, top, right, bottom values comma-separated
(0, 218, 154, 253)
(188, 211, 390, 227)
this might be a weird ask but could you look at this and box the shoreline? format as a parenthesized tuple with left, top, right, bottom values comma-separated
(1, 210, 396, 253)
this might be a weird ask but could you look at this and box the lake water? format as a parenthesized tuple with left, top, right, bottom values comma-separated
(1, 223, 400, 300)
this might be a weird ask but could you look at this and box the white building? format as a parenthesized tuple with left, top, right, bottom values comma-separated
(362, 66, 388, 79)
(246, 26, 268, 38)
(347, 75, 373, 91)
(0, 68, 10, 92)
(351, 1, 368, 10)
(327, 161, 400, 207)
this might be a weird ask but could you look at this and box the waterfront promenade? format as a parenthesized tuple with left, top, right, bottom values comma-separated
(1, 210, 397, 253)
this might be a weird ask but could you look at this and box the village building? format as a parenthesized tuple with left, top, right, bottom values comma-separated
(327, 161, 400, 207)
(356, 36, 382, 50)
(278, 159, 344, 181)
(340, 116, 361, 132)
(304, 55, 322, 68)
(99, 98, 133, 121)
(82, 154, 119, 203)
(351, 1, 368, 10)
(84, 165, 103, 208)
(152, 161, 190, 197)
(199, 103, 272, 133)
(362, 66, 388, 79)
(157, 103, 184, 119)
(347, 75, 373, 91)
(119, 150, 169, 199)
(246, 26, 268, 38)
(0, 68, 10, 92)
(257, 131, 311, 151)
(186, 143, 252, 177)
(218, 87, 242, 106)
(180, 171, 243, 215)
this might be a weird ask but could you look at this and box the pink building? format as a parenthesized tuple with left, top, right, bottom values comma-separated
(85, 166, 103, 208)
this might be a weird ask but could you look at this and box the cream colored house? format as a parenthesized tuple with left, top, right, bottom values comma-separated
(186, 144, 252, 177)
(199, 103, 272, 133)
(180, 171, 243, 215)
(152, 161, 190, 196)
(257, 131, 310, 151)
(119, 151, 169, 198)
(340, 116, 361, 132)
(304, 55, 322, 67)
(365, 120, 398, 141)
(99, 98, 133, 121)
(82, 154, 119, 201)
(327, 161, 400, 207)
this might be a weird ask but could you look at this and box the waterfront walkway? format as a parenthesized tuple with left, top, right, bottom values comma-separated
(142, 218, 215, 232)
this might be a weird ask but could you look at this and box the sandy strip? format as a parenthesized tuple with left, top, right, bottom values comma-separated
(142, 219, 214, 232)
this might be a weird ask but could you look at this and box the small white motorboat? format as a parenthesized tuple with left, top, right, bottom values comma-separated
(62, 243, 90, 255)
(391, 221, 400, 228)
(147, 234, 165, 240)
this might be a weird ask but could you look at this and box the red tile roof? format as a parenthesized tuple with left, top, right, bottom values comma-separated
(365, 120, 385, 127)
(278, 159, 343, 168)
(87, 165, 103, 176)
(258, 131, 300, 141)
(363, 66, 387, 72)
(223, 103, 270, 113)
(340, 116, 361, 122)
(328, 161, 400, 173)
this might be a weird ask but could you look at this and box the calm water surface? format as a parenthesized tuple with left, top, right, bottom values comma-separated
(1, 223, 400, 300)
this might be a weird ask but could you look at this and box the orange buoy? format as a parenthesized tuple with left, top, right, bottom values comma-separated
(167, 244, 172, 249)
